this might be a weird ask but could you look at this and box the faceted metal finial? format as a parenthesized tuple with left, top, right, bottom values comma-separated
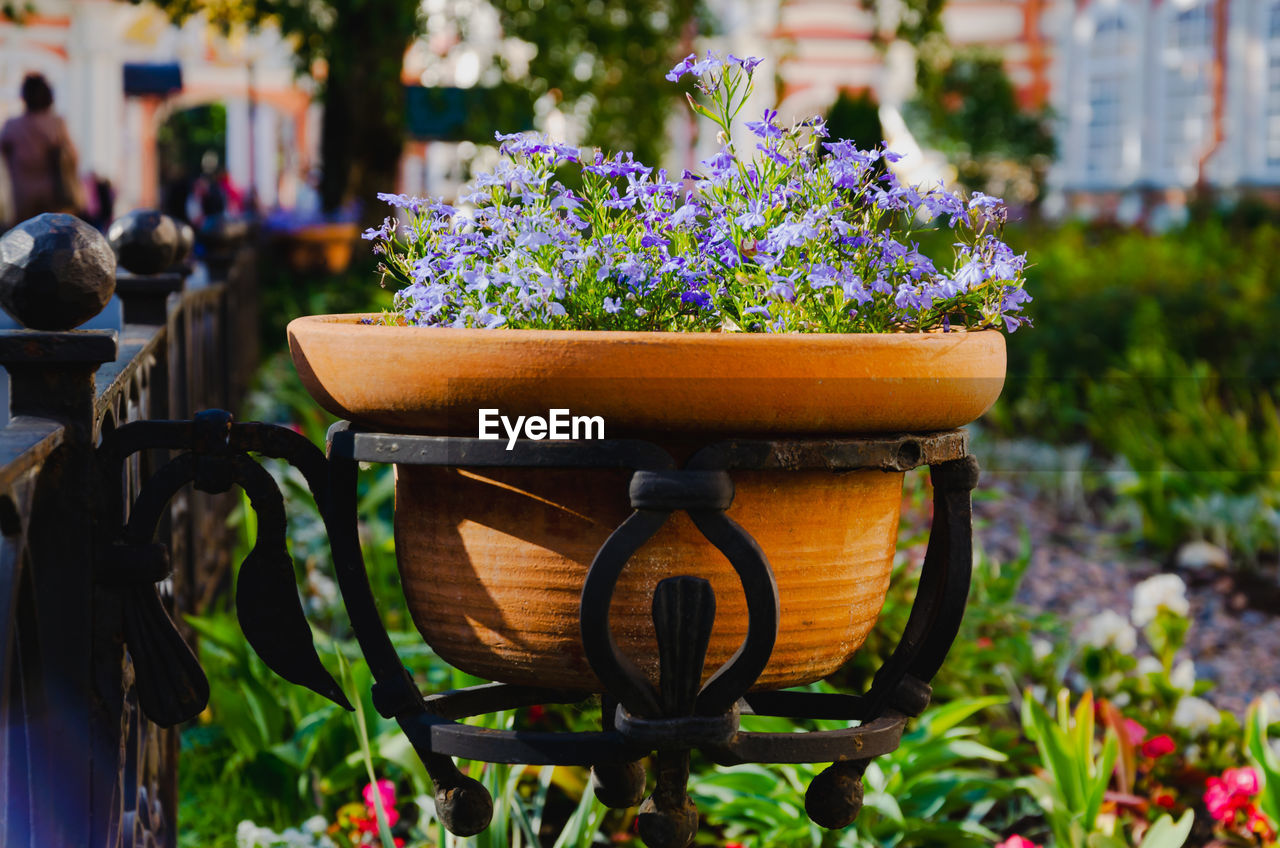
(0, 213, 116, 330)
(108, 210, 179, 275)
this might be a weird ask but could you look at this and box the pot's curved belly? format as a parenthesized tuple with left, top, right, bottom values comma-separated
(394, 465, 903, 691)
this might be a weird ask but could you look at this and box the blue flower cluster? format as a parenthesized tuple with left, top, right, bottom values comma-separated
(368, 53, 1031, 333)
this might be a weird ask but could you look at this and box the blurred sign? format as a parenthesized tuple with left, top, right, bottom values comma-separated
(123, 63, 183, 96)
(404, 85, 535, 142)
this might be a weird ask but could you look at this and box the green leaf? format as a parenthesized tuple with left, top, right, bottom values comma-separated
(1084, 732, 1118, 829)
(1246, 701, 1280, 827)
(920, 696, 1008, 737)
(1138, 810, 1194, 848)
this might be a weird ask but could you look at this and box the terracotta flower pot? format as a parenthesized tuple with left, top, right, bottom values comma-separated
(288, 315, 1006, 691)
(274, 223, 359, 275)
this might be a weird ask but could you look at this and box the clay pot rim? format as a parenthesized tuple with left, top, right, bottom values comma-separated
(289, 312, 1004, 343)
(288, 313, 1007, 433)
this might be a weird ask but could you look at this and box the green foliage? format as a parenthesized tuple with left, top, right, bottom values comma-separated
(823, 89, 883, 150)
(984, 219, 1280, 561)
(1020, 690, 1120, 848)
(995, 220, 1280, 440)
(691, 697, 1017, 847)
(491, 0, 704, 165)
(1084, 302, 1280, 557)
(908, 48, 1053, 198)
(157, 103, 227, 176)
(1019, 690, 1193, 848)
(1245, 702, 1280, 831)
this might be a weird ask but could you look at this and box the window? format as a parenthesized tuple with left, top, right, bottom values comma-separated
(1083, 11, 1138, 181)
(1265, 1, 1280, 168)
(1160, 0, 1214, 179)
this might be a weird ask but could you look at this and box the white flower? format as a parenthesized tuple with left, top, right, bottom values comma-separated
(1170, 659, 1196, 692)
(236, 821, 274, 848)
(1079, 609, 1139, 653)
(1102, 672, 1124, 693)
(1137, 656, 1163, 676)
(1172, 695, 1221, 735)
(1031, 638, 1053, 662)
(1132, 574, 1190, 627)
(1113, 691, 1132, 707)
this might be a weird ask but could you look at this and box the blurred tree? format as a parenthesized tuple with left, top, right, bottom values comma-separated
(908, 48, 1054, 201)
(134, 0, 701, 217)
(823, 89, 883, 149)
(856, 0, 1053, 201)
(491, 0, 704, 165)
(134, 0, 420, 220)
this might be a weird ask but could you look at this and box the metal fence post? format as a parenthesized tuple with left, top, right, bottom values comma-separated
(0, 214, 122, 846)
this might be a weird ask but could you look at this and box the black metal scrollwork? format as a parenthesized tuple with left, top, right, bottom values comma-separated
(100, 410, 355, 728)
(106, 413, 979, 848)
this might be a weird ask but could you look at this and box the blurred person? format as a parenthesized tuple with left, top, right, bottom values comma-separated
(188, 150, 245, 226)
(0, 73, 85, 223)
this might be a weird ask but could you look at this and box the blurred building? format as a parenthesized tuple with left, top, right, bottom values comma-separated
(0, 0, 316, 223)
(714, 0, 1275, 223)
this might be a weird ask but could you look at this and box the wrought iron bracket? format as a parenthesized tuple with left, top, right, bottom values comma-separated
(102, 411, 979, 848)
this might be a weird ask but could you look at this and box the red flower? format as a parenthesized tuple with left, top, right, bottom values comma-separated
(1123, 718, 1147, 747)
(362, 778, 400, 829)
(975, 637, 994, 649)
(528, 704, 546, 723)
(1140, 734, 1176, 758)
(724, 843, 747, 848)
(1247, 805, 1276, 840)
(1152, 790, 1176, 810)
(996, 836, 1041, 848)
(1205, 767, 1263, 824)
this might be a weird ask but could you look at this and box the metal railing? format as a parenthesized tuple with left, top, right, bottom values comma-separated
(0, 212, 257, 848)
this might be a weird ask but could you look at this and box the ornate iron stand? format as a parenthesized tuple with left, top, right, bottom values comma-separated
(101, 411, 978, 848)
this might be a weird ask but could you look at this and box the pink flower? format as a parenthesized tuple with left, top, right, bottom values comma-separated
(995, 836, 1041, 848)
(363, 779, 400, 829)
(1123, 718, 1147, 747)
(1205, 767, 1262, 823)
(1223, 767, 1260, 796)
(1205, 778, 1236, 822)
(1140, 734, 1176, 758)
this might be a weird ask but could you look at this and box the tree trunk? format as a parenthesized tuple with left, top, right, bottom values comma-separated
(318, 5, 412, 227)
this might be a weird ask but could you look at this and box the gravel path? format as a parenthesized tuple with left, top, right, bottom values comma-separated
(969, 470, 1280, 717)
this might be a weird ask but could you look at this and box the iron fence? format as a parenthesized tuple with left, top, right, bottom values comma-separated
(0, 215, 257, 848)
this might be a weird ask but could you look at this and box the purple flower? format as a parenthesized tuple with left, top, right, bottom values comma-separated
(746, 109, 783, 140)
(666, 53, 698, 82)
(640, 230, 670, 249)
(666, 50, 723, 82)
(922, 189, 966, 225)
(968, 192, 1008, 223)
(681, 289, 713, 310)
(372, 53, 1031, 334)
(735, 197, 767, 229)
(377, 192, 426, 212)
(953, 260, 987, 290)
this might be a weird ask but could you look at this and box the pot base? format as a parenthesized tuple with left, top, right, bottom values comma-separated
(395, 464, 903, 691)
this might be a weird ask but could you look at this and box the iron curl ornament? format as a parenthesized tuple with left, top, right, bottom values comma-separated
(100, 410, 979, 848)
